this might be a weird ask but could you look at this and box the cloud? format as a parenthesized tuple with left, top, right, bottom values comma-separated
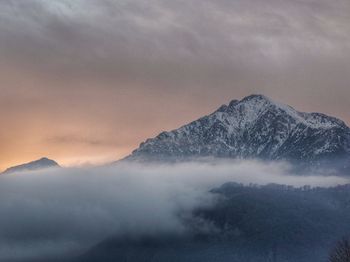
(1, 0, 350, 173)
(1, 0, 350, 88)
(47, 135, 120, 148)
(0, 160, 348, 260)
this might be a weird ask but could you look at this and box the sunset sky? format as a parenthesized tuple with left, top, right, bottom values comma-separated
(1, 0, 350, 171)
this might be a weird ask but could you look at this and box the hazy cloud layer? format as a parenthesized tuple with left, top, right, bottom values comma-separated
(0, 160, 348, 260)
(0, 0, 350, 168)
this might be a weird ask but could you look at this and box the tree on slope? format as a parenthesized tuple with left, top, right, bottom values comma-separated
(330, 238, 350, 262)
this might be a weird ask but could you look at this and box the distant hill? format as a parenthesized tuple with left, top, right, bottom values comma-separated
(2, 157, 60, 174)
(77, 183, 350, 262)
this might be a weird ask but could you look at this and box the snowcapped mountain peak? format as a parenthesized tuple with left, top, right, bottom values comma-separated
(240, 93, 270, 102)
(215, 94, 343, 130)
(127, 94, 350, 167)
(228, 99, 239, 108)
(221, 94, 286, 117)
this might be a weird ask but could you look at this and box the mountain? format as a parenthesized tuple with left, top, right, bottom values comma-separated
(76, 183, 350, 262)
(2, 157, 60, 174)
(126, 94, 350, 168)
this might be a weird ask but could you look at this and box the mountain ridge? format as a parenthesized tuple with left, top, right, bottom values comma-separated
(126, 94, 350, 169)
(2, 157, 60, 174)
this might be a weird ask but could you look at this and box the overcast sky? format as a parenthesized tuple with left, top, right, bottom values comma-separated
(0, 0, 349, 170)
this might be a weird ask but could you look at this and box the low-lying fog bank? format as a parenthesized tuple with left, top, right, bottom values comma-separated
(0, 160, 348, 261)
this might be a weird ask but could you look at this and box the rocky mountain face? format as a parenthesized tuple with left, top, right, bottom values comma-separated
(2, 157, 60, 174)
(126, 95, 350, 168)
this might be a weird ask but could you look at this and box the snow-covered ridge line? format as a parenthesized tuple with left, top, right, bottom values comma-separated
(214, 94, 344, 130)
(127, 94, 350, 170)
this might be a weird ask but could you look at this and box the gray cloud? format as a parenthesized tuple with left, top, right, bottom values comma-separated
(47, 134, 121, 147)
(1, 0, 349, 114)
(1, 0, 350, 86)
(0, 160, 348, 260)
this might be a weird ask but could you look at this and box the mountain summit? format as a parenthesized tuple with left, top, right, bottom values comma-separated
(2, 157, 60, 174)
(127, 94, 350, 167)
